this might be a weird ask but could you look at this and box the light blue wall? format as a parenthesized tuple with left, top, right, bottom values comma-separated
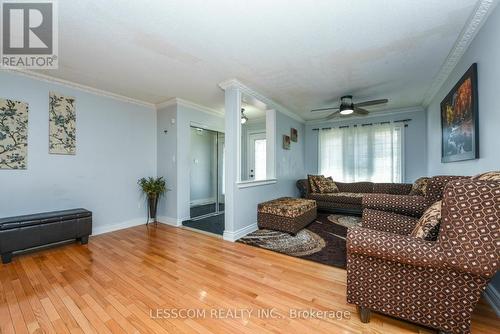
(0, 71, 157, 233)
(157, 104, 178, 220)
(426, 4, 500, 176)
(304, 108, 427, 183)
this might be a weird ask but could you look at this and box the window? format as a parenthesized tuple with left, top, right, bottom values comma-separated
(318, 123, 403, 183)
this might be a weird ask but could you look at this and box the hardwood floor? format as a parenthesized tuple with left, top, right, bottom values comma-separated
(1, 224, 498, 334)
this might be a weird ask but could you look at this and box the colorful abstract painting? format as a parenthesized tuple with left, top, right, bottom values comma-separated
(440, 63, 479, 163)
(49, 92, 76, 154)
(0, 98, 28, 169)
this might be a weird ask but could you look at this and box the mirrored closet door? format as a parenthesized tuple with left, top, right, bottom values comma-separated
(189, 127, 224, 219)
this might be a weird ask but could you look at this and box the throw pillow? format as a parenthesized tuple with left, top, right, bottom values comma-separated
(410, 201, 442, 241)
(471, 171, 500, 182)
(409, 177, 430, 196)
(307, 175, 323, 193)
(315, 176, 339, 193)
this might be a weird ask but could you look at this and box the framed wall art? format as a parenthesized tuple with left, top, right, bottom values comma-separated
(291, 128, 298, 142)
(283, 135, 291, 150)
(49, 92, 76, 155)
(440, 63, 479, 163)
(0, 98, 28, 169)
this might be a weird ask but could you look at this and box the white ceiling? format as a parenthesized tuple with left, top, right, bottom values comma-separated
(36, 0, 482, 120)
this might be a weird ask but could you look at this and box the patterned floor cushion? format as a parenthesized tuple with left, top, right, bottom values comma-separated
(410, 200, 442, 241)
(308, 175, 323, 193)
(472, 171, 500, 182)
(316, 176, 339, 193)
(258, 197, 317, 235)
(409, 176, 430, 196)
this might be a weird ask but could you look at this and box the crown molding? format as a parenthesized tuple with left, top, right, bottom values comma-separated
(3, 69, 156, 109)
(219, 78, 305, 124)
(156, 97, 224, 118)
(304, 106, 424, 126)
(421, 0, 498, 107)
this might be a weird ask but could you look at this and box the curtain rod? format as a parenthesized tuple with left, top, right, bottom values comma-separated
(312, 118, 412, 131)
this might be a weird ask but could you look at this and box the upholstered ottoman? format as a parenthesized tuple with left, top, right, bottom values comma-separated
(258, 197, 317, 235)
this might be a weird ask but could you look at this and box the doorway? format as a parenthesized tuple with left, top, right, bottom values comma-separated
(247, 132, 267, 181)
(182, 126, 225, 235)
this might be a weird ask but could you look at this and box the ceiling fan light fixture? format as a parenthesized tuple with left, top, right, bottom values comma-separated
(241, 108, 248, 124)
(339, 104, 354, 115)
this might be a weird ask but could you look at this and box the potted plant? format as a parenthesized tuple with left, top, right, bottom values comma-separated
(138, 177, 167, 225)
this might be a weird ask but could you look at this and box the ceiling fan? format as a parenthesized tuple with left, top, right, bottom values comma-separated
(311, 95, 388, 119)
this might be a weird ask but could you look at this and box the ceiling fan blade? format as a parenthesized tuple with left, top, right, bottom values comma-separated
(354, 107, 369, 115)
(325, 111, 340, 119)
(355, 99, 388, 107)
(311, 106, 340, 113)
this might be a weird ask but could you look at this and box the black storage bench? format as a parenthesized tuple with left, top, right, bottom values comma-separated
(0, 208, 92, 264)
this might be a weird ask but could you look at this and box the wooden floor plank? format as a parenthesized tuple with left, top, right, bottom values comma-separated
(0, 223, 498, 334)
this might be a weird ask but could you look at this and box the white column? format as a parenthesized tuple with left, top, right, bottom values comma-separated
(222, 85, 241, 237)
(266, 109, 276, 180)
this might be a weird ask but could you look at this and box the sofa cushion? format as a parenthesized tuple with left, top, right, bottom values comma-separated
(409, 177, 429, 196)
(410, 200, 441, 241)
(472, 171, 500, 182)
(258, 197, 316, 218)
(308, 192, 364, 205)
(307, 174, 323, 193)
(315, 176, 339, 193)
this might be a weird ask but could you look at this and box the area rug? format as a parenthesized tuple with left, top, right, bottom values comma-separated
(238, 213, 361, 269)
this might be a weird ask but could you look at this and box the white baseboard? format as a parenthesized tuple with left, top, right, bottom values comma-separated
(484, 283, 500, 317)
(92, 218, 146, 236)
(158, 216, 183, 227)
(223, 223, 258, 242)
(91, 216, 183, 236)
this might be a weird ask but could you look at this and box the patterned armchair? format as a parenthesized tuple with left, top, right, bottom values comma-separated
(346, 178, 500, 334)
(362, 208, 419, 235)
(362, 175, 465, 217)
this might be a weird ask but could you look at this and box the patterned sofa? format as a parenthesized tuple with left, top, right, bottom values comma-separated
(296, 179, 412, 214)
(362, 175, 465, 218)
(346, 178, 500, 334)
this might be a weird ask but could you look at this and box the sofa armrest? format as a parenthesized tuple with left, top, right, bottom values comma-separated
(440, 178, 500, 278)
(362, 194, 429, 217)
(347, 227, 443, 269)
(362, 209, 419, 235)
(425, 175, 467, 203)
(296, 179, 310, 198)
